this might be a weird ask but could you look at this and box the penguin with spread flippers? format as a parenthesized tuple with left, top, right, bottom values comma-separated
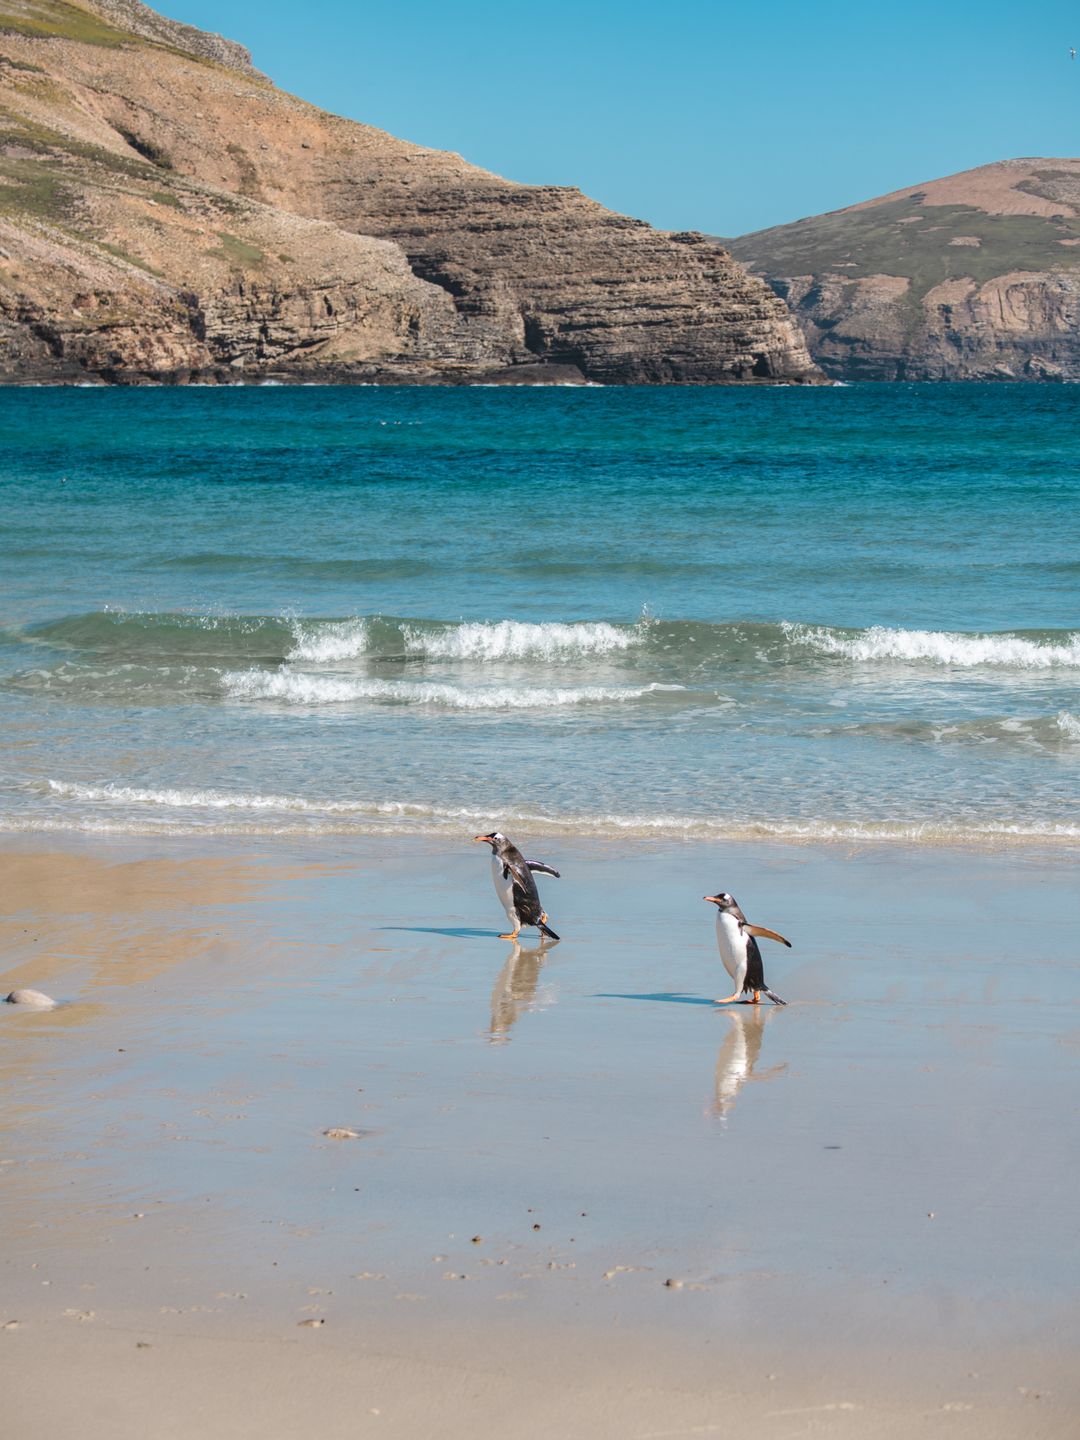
(703, 891, 790, 1005)
(473, 832, 560, 941)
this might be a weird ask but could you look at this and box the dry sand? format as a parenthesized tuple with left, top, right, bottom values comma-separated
(1, 835, 1078, 1438)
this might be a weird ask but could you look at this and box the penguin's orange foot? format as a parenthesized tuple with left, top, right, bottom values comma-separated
(499, 931, 520, 941)
(751, 991, 761, 1006)
(713, 993, 743, 1006)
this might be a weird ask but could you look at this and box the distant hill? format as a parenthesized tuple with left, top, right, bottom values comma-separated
(728, 160, 1080, 380)
(0, 0, 819, 385)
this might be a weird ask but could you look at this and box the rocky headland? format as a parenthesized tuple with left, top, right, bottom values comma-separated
(0, 0, 820, 384)
(728, 159, 1080, 381)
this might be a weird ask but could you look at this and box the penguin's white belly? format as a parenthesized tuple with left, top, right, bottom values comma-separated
(715, 912, 748, 987)
(492, 855, 518, 921)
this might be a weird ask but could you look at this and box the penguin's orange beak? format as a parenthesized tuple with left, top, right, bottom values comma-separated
(703, 895, 721, 905)
(473, 834, 491, 844)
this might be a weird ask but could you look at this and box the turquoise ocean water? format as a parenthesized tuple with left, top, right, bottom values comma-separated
(0, 384, 1077, 846)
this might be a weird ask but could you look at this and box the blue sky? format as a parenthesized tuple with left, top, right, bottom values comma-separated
(167, 0, 1080, 235)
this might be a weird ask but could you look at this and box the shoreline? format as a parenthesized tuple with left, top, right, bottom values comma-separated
(3, 817, 1079, 855)
(0, 367, 829, 389)
(3, 833, 1078, 1435)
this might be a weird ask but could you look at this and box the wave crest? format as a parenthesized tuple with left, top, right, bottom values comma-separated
(287, 620, 370, 663)
(401, 619, 638, 661)
(13, 610, 1080, 673)
(785, 622, 1080, 668)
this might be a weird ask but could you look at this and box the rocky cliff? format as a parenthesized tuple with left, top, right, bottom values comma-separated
(0, 0, 820, 384)
(728, 159, 1080, 380)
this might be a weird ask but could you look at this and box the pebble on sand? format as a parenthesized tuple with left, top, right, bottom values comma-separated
(323, 1128, 362, 1140)
(5, 989, 56, 1008)
(297, 1318, 325, 1327)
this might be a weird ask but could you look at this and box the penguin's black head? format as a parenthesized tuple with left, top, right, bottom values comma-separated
(704, 891, 735, 910)
(473, 831, 507, 852)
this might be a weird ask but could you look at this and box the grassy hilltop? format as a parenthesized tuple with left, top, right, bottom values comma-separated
(728, 160, 1080, 380)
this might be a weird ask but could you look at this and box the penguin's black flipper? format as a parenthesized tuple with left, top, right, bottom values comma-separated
(762, 987, 787, 1006)
(537, 919, 560, 941)
(526, 861, 560, 878)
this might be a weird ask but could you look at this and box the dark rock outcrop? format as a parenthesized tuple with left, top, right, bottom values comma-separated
(0, 0, 820, 384)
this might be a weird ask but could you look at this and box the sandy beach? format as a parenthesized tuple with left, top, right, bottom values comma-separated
(2, 834, 1077, 1438)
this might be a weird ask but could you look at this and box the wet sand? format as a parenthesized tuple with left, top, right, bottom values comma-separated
(1, 835, 1078, 1438)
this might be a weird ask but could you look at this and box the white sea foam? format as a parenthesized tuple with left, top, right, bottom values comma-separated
(23, 783, 1080, 849)
(46, 780, 323, 811)
(43, 780, 430, 815)
(283, 617, 640, 663)
(1057, 710, 1080, 741)
(220, 670, 680, 708)
(401, 619, 638, 661)
(785, 622, 1080, 668)
(287, 619, 370, 663)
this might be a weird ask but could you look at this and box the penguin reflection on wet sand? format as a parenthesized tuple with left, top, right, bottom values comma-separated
(489, 940, 547, 1043)
(703, 891, 790, 1006)
(473, 832, 560, 941)
(711, 1007, 787, 1121)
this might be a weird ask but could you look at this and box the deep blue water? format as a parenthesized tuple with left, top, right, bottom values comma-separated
(1, 383, 1077, 843)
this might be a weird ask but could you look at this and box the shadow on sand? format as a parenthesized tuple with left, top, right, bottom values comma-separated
(593, 991, 720, 1007)
(379, 926, 506, 939)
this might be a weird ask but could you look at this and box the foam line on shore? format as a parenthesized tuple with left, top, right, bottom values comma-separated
(26, 782, 1080, 847)
(220, 672, 683, 708)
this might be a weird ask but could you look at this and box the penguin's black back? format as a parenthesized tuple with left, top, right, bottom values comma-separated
(510, 875, 544, 927)
(743, 933, 765, 994)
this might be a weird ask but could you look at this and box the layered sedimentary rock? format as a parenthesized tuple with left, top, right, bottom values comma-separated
(728, 159, 1080, 380)
(0, 0, 819, 383)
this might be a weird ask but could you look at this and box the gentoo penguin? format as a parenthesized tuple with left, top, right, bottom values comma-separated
(473, 832, 560, 941)
(703, 891, 790, 1005)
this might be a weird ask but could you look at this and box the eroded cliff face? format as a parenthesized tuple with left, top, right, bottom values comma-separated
(0, 0, 820, 384)
(729, 160, 1080, 381)
(772, 268, 1080, 381)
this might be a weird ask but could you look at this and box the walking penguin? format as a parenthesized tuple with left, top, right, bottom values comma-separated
(703, 891, 790, 1005)
(473, 832, 560, 941)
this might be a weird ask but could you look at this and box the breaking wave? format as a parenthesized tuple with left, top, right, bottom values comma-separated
(284, 617, 638, 664)
(784, 622, 1080, 668)
(400, 619, 636, 661)
(9, 610, 1080, 673)
(287, 619, 371, 663)
(8, 610, 1080, 724)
